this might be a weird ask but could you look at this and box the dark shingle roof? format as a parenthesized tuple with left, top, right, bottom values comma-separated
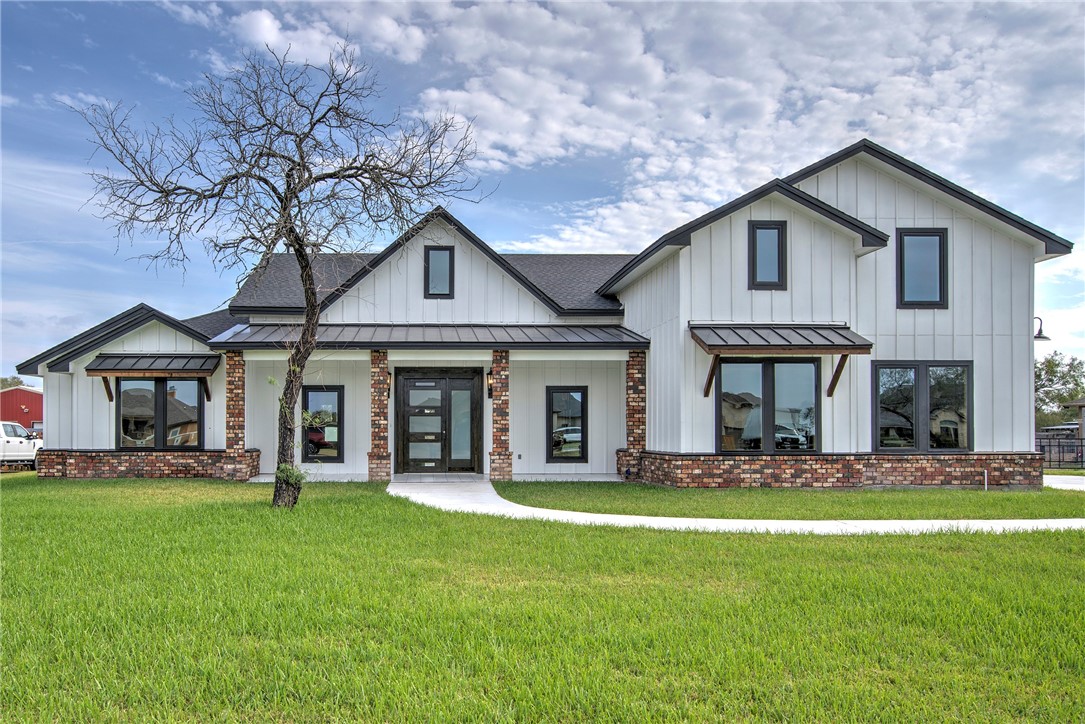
(229, 253, 378, 312)
(229, 251, 629, 315)
(182, 309, 249, 338)
(501, 254, 633, 312)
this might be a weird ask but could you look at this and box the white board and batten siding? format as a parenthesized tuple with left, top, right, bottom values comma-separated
(509, 359, 626, 479)
(622, 161, 1041, 454)
(42, 321, 228, 450)
(795, 157, 1040, 452)
(323, 219, 557, 325)
(245, 356, 372, 477)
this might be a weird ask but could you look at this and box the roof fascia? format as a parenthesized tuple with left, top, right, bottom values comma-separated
(313, 207, 568, 316)
(21, 305, 211, 375)
(784, 139, 1073, 256)
(597, 179, 887, 295)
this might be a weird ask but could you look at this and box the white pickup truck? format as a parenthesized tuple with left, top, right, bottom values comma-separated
(1, 421, 43, 468)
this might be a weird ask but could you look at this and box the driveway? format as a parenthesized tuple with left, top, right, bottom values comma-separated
(387, 479, 1085, 535)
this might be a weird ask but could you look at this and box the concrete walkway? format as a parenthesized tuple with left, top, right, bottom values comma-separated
(386, 477, 1085, 535)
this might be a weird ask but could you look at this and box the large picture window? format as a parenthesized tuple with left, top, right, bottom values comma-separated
(717, 359, 818, 453)
(874, 362, 971, 452)
(302, 386, 344, 463)
(118, 378, 202, 450)
(897, 229, 947, 308)
(424, 246, 454, 299)
(547, 386, 587, 463)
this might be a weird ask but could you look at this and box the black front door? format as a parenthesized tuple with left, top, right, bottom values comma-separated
(395, 369, 482, 473)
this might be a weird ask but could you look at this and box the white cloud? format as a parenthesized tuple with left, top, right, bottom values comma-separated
(1, 94, 19, 107)
(159, 1, 222, 30)
(16, 64, 33, 72)
(51, 92, 110, 110)
(228, 9, 352, 64)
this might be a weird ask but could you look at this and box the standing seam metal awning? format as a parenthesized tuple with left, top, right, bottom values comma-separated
(689, 324, 873, 355)
(207, 324, 650, 350)
(84, 354, 222, 377)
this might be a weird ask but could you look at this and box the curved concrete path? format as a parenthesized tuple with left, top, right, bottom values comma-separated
(386, 477, 1085, 535)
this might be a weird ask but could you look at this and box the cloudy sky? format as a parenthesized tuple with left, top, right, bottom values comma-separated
(2, 1, 1083, 380)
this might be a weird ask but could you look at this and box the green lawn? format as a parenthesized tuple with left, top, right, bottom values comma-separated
(495, 481, 1085, 520)
(1046, 468, 1085, 476)
(3, 472, 1084, 720)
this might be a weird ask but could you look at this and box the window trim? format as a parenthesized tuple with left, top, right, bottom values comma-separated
(302, 385, 345, 464)
(896, 228, 948, 309)
(748, 221, 788, 290)
(715, 358, 821, 454)
(871, 360, 973, 453)
(546, 385, 588, 464)
(116, 378, 204, 451)
(424, 245, 455, 299)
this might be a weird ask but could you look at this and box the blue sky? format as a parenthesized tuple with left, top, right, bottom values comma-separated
(2, 1, 1083, 381)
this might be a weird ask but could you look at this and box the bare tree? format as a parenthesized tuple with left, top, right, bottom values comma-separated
(79, 45, 476, 507)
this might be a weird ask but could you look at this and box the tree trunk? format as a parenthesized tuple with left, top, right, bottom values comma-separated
(272, 237, 321, 509)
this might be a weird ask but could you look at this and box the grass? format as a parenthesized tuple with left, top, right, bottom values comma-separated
(3, 471, 1084, 720)
(1046, 468, 1085, 476)
(494, 481, 1085, 520)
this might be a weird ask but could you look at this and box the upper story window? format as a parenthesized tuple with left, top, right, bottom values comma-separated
(424, 246, 454, 299)
(897, 229, 947, 309)
(118, 379, 202, 450)
(748, 221, 787, 290)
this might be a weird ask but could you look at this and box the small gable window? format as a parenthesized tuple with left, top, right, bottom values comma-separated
(748, 221, 787, 290)
(424, 246, 454, 299)
(897, 229, 947, 308)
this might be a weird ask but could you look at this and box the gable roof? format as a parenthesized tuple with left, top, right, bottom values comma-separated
(597, 178, 889, 295)
(230, 207, 626, 316)
(783, 139, 1074, 256)
(16, 304, 211, 375)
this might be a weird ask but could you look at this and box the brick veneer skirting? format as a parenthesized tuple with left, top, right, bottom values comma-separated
(625, 451, 1043, 488)
(36, 449, 261, 481)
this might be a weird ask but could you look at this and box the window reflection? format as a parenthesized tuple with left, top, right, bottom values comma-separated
(120, 380, 156, 448)
(877, 367, 916, 448)
(303, 387, 343, 462)
(720, 363, 763, 451)
(929, 366, 968, 449)
(549, 388, 586, 461)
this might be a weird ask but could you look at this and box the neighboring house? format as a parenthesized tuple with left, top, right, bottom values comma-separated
(17, 140, 1073, 487)
(0, 385, 43, 435)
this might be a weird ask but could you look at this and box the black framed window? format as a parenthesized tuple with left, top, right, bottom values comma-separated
(118, 378, 203, 450)
(748, 221, 787, 290)
(424, 246, 454, 299)
(897, 229, 947, 308)
(547, 386, 587, 463)
(874, 361, 971, 452)
(717, 359, 818, 453)
(302, 385, 344, 463)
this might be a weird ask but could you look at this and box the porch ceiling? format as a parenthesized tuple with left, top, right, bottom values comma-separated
(209, 323, 650, 350)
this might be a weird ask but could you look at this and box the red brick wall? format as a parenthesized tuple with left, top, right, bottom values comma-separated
(36, 449, 261, 481)
(368, 350, 391, 481)
(489, 350, 512, 481)
(634, 452, 1043, 488)
(618, 350, 647, 479)
(224, 351, 246, 453)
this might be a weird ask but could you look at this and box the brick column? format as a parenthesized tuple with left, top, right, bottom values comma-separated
(225, 351, 246, 453)
(489, 349, 512, 481)
(617, 349, 646, 479)
(368, 350, 391, 481)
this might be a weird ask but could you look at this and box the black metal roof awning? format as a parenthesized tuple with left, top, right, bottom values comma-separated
(208, 324, 650, 350)
(690, 324, 873, 355)
(85, 354, 222, 377)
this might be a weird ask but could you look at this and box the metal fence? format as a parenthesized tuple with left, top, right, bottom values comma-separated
(1036, 438, 1084, 469)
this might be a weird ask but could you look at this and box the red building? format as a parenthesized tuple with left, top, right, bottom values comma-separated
(0, 386, 43, 434)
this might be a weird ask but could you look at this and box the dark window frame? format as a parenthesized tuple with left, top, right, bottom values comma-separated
(424, 246, 455, 299)
(748, 221, 788, 290)
(715, 358, 821, 454)
(546, 385, 588, 464)
(897, 228, 948, 309)
(302, 385, 345, 464)
(116, 377, 204, 451)
(872, 360, 973, 453)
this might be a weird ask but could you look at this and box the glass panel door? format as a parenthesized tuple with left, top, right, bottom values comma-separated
(404, 378, 446, 472)
(395, 371, 481, 474)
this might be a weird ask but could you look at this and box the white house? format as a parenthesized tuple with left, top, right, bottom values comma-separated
(18, 140, 1073, 487)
